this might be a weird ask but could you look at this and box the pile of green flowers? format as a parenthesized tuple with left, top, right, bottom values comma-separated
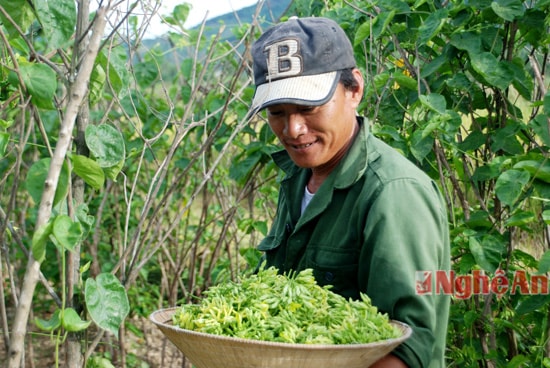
(173, 267, 400, 344)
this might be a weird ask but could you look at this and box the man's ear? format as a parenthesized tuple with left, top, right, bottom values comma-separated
(349, 68, 364, 108)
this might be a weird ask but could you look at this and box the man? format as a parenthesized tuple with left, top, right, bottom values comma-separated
(249, 16, 450, 367)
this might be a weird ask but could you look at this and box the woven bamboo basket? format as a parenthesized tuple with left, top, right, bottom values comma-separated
(150, 307, 412, 368)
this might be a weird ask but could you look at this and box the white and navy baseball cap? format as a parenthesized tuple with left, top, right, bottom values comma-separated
(250, 16, 356, 114)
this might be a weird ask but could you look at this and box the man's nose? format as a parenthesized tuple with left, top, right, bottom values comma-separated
(283, 113, 306, 138)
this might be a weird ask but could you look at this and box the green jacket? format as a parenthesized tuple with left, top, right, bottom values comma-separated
(258, 117, 450, 367)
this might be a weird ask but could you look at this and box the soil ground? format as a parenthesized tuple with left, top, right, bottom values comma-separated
(0, 315, 188, 367)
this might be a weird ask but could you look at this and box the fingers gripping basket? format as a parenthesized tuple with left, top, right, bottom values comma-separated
(150, 307, 412, 368)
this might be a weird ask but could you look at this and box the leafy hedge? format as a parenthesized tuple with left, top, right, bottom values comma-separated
(288, 0, 550, 365)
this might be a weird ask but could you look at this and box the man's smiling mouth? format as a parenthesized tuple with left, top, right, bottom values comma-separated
(293, 142, 314, 149)
(288, 138, 319, 150)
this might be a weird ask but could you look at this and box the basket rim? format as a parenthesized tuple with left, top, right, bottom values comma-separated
(150, 307, 413, 351)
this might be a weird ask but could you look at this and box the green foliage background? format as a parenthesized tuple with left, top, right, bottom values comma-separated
(0, 0, 549, 366)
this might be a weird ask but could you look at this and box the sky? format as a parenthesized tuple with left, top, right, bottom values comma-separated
(153, 0, 259, 34)
(91, 0, 262, 38)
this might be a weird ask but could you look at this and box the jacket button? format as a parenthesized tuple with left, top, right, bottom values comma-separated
(325, 272, 334, 282)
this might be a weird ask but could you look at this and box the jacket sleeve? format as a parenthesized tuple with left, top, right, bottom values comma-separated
(359, 177, 450, 367)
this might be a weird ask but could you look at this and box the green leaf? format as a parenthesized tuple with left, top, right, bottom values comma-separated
(422, 116, 443, 138)
(17, 62, 58, 110)
(31, 221, 54, 263)
(490, 123, 524, 155)
(504, 210, 535, 227)
(87, 356, 116, 368)
(458, 253, 477, 274)
(85, 273, 129, 337)
(465, 210, 492, 229)
(506, 355, 531, 368)
(469, 52, 514, 90)
(25, 158, 70, 207)
(491, 0, 525, 21)
(410, 130, 434, 162)
(420, 52, 448, 78)
(419, 93, 446, 114)
(76, 204, 95, 236)
(372, 10, 395, 40)
(418, 9, 448, 44)
(35, 309, 61, 332)
(173, 3, 191, 23)
(96, 48, 129, 100)
(7, 37, 30, 59)
(468, 235, 505, 272)
(515, 295, 550, 315)
(103, 159, 124, 182)
(85, 124, 126, 168)
(472, 163, 501, 182)
(458, 130, 486, 152)
(543, 210, 550, 225)
(33, 0, 77, 51)
(514, 160, 550, 183)
(510, 59, 533, 101)
(513, 249, 538, 269)
(354, 20, 372, 46)
(72, 154, 105, 190)
(180, 58, 196, 79)
(252, 220, 268, 236)
(536, 0, 550, 8)
(530, 115, 550, 147)
(0, 0, 35, 37)
(229, 150, 263, 185)
(53, 215, 83, 252)
(0, 118, 14, 129)
(80, 261, 91, 275)
(495, 169, 531, 207)
(392, 73, 416, 90)
(134, 61, 160, 89)
(379, 0, 411, 12)
(61, 308, 91, 332)
(538, 251, 550, 274)
(89, 64, 106, 107)
(164, 3, 192, 27)
(450, 31, 481, 53)
(372, 125, 403, 142)
(446, 73, 474, 91)
(463, 310, 478, 327)
(0, 132, 9, 157)
(373, 72, 390, 91)
(239, 247, 263, 269)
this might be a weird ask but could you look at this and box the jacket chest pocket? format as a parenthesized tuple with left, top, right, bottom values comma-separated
(306, 246, 360, 300)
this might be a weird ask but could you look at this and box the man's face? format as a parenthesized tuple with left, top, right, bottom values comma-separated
(265, 81, 361, 171)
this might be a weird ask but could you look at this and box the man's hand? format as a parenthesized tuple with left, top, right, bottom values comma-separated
(370, 354, 408, 368)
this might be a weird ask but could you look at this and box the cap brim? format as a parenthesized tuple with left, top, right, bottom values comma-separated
(250, 71, 340, 114)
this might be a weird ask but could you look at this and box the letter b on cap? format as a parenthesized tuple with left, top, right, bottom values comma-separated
(264, 39, 302, 80)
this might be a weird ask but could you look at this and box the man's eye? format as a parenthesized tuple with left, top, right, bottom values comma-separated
(299, 106, 316, 113)
(267, 110, 283, 116)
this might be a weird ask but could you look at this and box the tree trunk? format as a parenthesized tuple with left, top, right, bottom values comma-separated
(8, 7, 108, 367)
(65, 1, 91, 366)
